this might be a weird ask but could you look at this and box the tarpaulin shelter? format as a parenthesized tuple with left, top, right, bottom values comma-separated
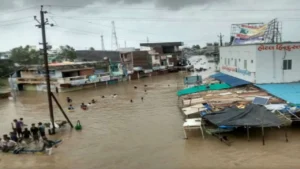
(203, 104, 286, 145)
(203, 104, 282, 127)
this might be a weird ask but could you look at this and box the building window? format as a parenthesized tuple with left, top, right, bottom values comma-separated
(283, 60, 292, 70)
(244, 60, 247, 69)
(239, 59, 240, 62)
(228, 58, 230, 65)
(251, 60, 253, 63)
(155, 56, 159, 60)
(234, 59, 237, 67)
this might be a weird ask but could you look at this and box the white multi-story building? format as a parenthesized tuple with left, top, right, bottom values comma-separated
(219, 42, 300, 84)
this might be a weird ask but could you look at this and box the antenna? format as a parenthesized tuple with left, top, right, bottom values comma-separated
(101, 34, 105, 50)
(217, 33, 224, 46)
(111, 21, 119, 50)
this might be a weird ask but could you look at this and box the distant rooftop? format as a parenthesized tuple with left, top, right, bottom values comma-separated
(76, 50, 120, 62)
(140, 42, 184, 47)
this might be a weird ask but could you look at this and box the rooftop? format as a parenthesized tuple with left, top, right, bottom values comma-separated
(256, 83, 300, 105)
(140, 42, 184, 47)
(76, 50, 121, 62)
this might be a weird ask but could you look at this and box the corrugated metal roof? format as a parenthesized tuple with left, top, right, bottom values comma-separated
(256, 83, 300, 105)
(211, 73, 251, 87)
(177, 83, 231, 96)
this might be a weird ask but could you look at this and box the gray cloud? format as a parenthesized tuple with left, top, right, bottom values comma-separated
(5, 0, 228, 11)
(0, 0, 16, 10)
(155, 0, 225, 10)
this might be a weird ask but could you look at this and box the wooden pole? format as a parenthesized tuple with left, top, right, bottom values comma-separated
(40, 6, 56, 134)
(247, 126, 250, 141)
(285, 126, 288, 142)
(261, 125, 265, 145)
(51, 92, 74, 128)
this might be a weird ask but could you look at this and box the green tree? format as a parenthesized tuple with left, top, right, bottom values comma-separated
(10, 45, 42, 65)
(58, 45, 77, 61)
(192, 45, 201, 50)
(89, 47, 95, 51)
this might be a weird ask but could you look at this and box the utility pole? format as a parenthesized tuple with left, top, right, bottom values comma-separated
(34, 5, 56, 134)
(124, 41, 127, 48)
(218, 33, 224, 46)
(101, 34, 105, 50)
(147, 37, 149, 43)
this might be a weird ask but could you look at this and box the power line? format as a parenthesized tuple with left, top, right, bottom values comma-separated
(0, 5, 38, 16)
(49, 27, 146, 43)
(49, 15, 300, 23)
(55, 25, 100, 35)
(45, 5, 300, 12)
(0, 20, 35, 27)
(50, 16, 161, 36)
(0, 16, 33, 23)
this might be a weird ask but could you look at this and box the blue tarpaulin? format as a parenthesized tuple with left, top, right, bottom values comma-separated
(211, 73, 251, 87)
(256, 83, 300, 105)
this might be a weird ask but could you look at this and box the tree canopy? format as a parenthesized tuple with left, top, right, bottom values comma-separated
(0, 60, 14, 78)
(10, 45, 42, 65)
(89, 47, 95, 51)
(192, 45, 201, 50)
(58, 45, 77, 61)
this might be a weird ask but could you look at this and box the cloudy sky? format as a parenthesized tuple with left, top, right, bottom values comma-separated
(0, 0, 300, 51)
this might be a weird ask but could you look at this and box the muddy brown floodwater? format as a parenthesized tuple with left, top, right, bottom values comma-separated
(1, 72, 300, 169)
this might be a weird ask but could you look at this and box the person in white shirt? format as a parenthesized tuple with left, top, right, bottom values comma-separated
(7, 140, 17, 148)
(1, 138, 17, 152)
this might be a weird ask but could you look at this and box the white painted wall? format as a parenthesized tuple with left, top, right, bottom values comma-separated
(219, 45, 257, 82)
(255, 43, 300, 83)
(151, 55, 160, 65)
(53, 70, 63, 78)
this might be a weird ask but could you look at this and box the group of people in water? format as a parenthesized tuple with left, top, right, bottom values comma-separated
(67, 97, 97, 111)
(0, 118, 59, 155)
(66, 84, 152, 110)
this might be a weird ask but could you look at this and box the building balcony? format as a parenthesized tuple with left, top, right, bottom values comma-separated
(16, 77, 57, 84)
(57, 76, 88, 85)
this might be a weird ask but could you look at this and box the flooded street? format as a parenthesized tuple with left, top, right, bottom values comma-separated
(1, 73, 300, 169)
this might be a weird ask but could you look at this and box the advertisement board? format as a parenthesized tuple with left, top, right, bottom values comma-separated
(232, 24, 268, 45)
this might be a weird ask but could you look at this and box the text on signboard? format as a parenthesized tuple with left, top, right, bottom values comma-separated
(258, 44, 300, 51)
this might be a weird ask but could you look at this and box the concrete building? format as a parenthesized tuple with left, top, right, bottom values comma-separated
(140, 42, 183, 72)
(12, 62, 114, 92)
(120, 50, 152, 79)
(76, 50, 125, 80)
(219, 42, 300, 84)
(0, 52, 11, 60)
